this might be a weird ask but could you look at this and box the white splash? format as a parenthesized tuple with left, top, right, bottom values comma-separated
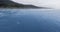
(11, 0, 60, 9)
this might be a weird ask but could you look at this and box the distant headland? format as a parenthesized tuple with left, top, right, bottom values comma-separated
(0, 0, 46, 8)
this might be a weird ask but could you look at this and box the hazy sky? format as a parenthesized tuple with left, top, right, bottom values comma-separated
(11, 0, 60, 9)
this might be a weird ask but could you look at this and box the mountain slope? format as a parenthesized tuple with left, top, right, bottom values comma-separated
(0, 0, 41, 8)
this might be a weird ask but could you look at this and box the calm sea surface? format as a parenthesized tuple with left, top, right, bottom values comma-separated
(0, 9, 60, 32)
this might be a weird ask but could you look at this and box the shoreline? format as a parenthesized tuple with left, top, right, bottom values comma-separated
(0, 7, 50, 9)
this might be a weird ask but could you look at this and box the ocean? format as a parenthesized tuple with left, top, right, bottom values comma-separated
(0, 8, 60, 32)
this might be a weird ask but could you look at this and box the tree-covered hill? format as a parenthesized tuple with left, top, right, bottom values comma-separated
(0, 0, 41, 8)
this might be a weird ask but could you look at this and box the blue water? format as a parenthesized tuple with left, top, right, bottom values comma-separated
(0, 9, 60, 32)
